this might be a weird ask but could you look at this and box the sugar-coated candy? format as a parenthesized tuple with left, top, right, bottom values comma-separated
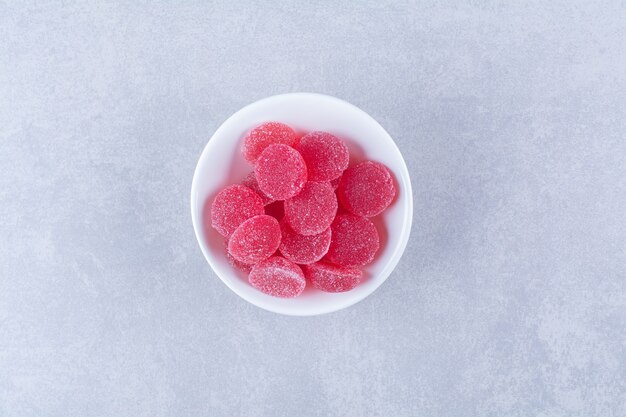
(241, 172, 274, 205)
(226, 246, 253, 274)
(279, 219, 331, 264)
(304, 261, 362, 293)
(284, 181, 337, 236)
(211, 121, 401, 297)
(337, 161, 396, 217)
(242, 122, 297, 163)
(255, 144, 307, 200)
(325, 213, 379, 267)
(249, 256, 306, 298)
(228, 215, 281, 264)
(295, 131, 349, 181)
(211, 184, 264, 237)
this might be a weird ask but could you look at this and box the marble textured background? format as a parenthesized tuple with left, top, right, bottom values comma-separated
(1, 1, 625, 416)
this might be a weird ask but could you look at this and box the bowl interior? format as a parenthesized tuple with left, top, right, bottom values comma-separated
(191, 93, 412, 315)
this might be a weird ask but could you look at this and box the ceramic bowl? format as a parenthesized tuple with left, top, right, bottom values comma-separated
(191, 93, 412, 315)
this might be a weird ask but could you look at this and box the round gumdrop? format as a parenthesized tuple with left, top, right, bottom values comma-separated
(255, 144, 307, 200)
(226, 245, 253, 274)
(249, 256, 306, 298)
(284, 181, 337, 236)
(241, 171, 274, 205)
(279, 219, 332, 264)
(326, 213, 380, 267)
(211, 184, 265, 238)
(337, 161, 396, 217)
(304, 261, 363, 293)
(242, 122, 297, 163)
(295, 131, 349, 181)
(228, 215, 281, 265)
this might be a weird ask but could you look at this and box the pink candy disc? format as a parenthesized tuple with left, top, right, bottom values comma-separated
(241, 171, 274, 205)
(255, 144, 307, 200)
(249, 256, 306, 298)
(227, 215, 281, 265)
(284, 181, 337, 236)
(226, 245, 253, 274)
(337, 161, 396, 217)
(304, 261, 363, 293)
(295, 131, 349, 181)
(211, 184, 265, 238)
(325, 213, 380, 267)
(242, 122, 297, 163)
(279, 219, 332, 264)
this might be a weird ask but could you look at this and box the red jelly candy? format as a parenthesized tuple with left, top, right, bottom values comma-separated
(304, 261, 362, 293)
(325, 213, 379, 267)
(227, 215, 281, 264)
(337, 161, 396, 217)
(226, 246, 253, 274)
(279, 219, 332, 264)
(241, 171, 274, 205)
(284, 181, 337, 236)
(211, 184, 264, 237)
(295, 131, 349, 181)
(242, 122, 297, 163)
(249, 256, 306, 298)
(255, 144, 307, 200)
(328, 176, 341, 190)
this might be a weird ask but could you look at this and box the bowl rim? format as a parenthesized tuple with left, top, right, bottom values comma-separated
(190, 92, 413, 316)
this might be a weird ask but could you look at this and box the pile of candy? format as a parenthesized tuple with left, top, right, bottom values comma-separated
(210, 122, 396, 298)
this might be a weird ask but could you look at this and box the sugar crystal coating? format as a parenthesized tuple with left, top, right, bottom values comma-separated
(255, 144, 307, 200)
(337, 161, 396, 217)
(325, 213, 379, 267)
(228, 215, 281, 264)
(279, 219, 332, 264)
(242, 122, 296, 163)
(295, 131, 349, 181)
(241, 171, 274, 205)
(304, 261, 362, 293)
(226, 244, 253, 273)
(284, 181, 337, 236)
(249, 256, 306, 298)
(211, 184, 265, 238)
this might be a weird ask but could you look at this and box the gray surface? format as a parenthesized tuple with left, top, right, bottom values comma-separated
(1, 1, 625, 416)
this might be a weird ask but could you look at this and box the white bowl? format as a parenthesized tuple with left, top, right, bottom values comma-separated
(191, 93, 413, 316)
